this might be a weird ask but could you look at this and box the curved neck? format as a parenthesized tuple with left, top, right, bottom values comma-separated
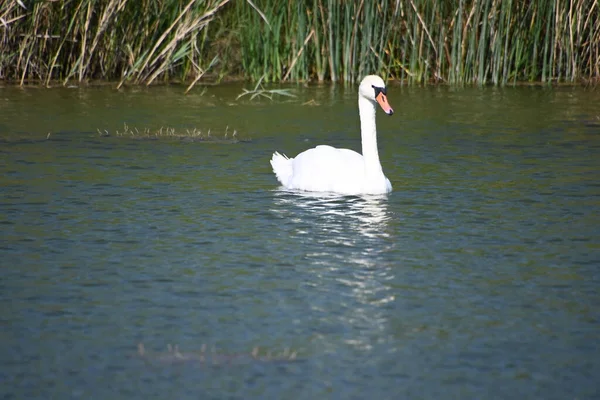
(359, 96, 383, 176)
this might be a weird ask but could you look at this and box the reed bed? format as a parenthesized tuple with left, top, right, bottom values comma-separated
(1, 0, 598, 85)
(0, 0, 235, 87)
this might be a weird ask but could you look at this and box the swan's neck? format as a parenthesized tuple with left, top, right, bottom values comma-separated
(359, 96, 383, 177)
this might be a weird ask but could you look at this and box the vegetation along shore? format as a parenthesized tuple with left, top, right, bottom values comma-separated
(1, 0, 598, 87)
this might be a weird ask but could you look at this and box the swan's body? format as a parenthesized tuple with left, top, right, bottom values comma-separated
(270, 75, 394, 195)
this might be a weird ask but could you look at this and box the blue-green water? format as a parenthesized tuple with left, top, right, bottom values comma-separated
(1, 83, 599, 399)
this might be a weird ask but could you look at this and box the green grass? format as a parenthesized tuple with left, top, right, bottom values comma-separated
(99, 124, 246, 142)
(1, 0, 598, 86)
(137, 343, 298, 363)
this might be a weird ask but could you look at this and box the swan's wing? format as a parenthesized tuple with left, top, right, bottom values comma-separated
(270, 152, 293, 186)
(288, 145, 365, 192)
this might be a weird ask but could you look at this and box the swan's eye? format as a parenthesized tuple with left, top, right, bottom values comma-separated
(371, 85, 387, 97)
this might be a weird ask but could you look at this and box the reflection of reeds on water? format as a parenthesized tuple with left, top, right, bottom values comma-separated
(98, 124, 246, 143)
(137, 343, 298, 365)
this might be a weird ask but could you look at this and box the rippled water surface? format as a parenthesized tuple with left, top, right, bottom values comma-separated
(1, 83, 599, 399)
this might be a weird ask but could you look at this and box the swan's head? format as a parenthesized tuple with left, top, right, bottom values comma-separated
(359, 75, 394, 116)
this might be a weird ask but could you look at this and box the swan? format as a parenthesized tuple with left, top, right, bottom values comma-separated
(270, 75, 394, 195)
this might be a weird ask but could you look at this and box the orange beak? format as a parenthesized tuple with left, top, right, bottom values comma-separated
(376, 92, 394, 115)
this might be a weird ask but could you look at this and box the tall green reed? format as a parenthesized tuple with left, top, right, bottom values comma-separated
(233, 0, 599, 85)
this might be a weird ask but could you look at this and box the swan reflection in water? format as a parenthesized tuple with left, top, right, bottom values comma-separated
(271, 190, 397, 351)
(273, 189, 393, 240)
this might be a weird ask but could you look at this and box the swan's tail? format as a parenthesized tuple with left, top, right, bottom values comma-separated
(270, 152, 293, 186)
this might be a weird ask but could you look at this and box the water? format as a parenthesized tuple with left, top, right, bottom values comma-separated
(1, 82, 599, 399)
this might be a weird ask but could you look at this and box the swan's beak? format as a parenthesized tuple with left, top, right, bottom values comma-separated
(376, 92, 394, 115)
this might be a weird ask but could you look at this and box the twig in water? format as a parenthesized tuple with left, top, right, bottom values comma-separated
(236, 74, 296, 101)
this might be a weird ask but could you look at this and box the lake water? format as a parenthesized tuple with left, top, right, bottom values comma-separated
(1, 82, 599, 399)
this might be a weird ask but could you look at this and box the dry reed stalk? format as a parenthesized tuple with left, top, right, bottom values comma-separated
(185, 55, 218, 94)
(134, 0, 204, 80)
(283, 29, 314, 81)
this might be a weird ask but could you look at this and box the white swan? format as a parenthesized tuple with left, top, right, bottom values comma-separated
(270, 75, 394, 195)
